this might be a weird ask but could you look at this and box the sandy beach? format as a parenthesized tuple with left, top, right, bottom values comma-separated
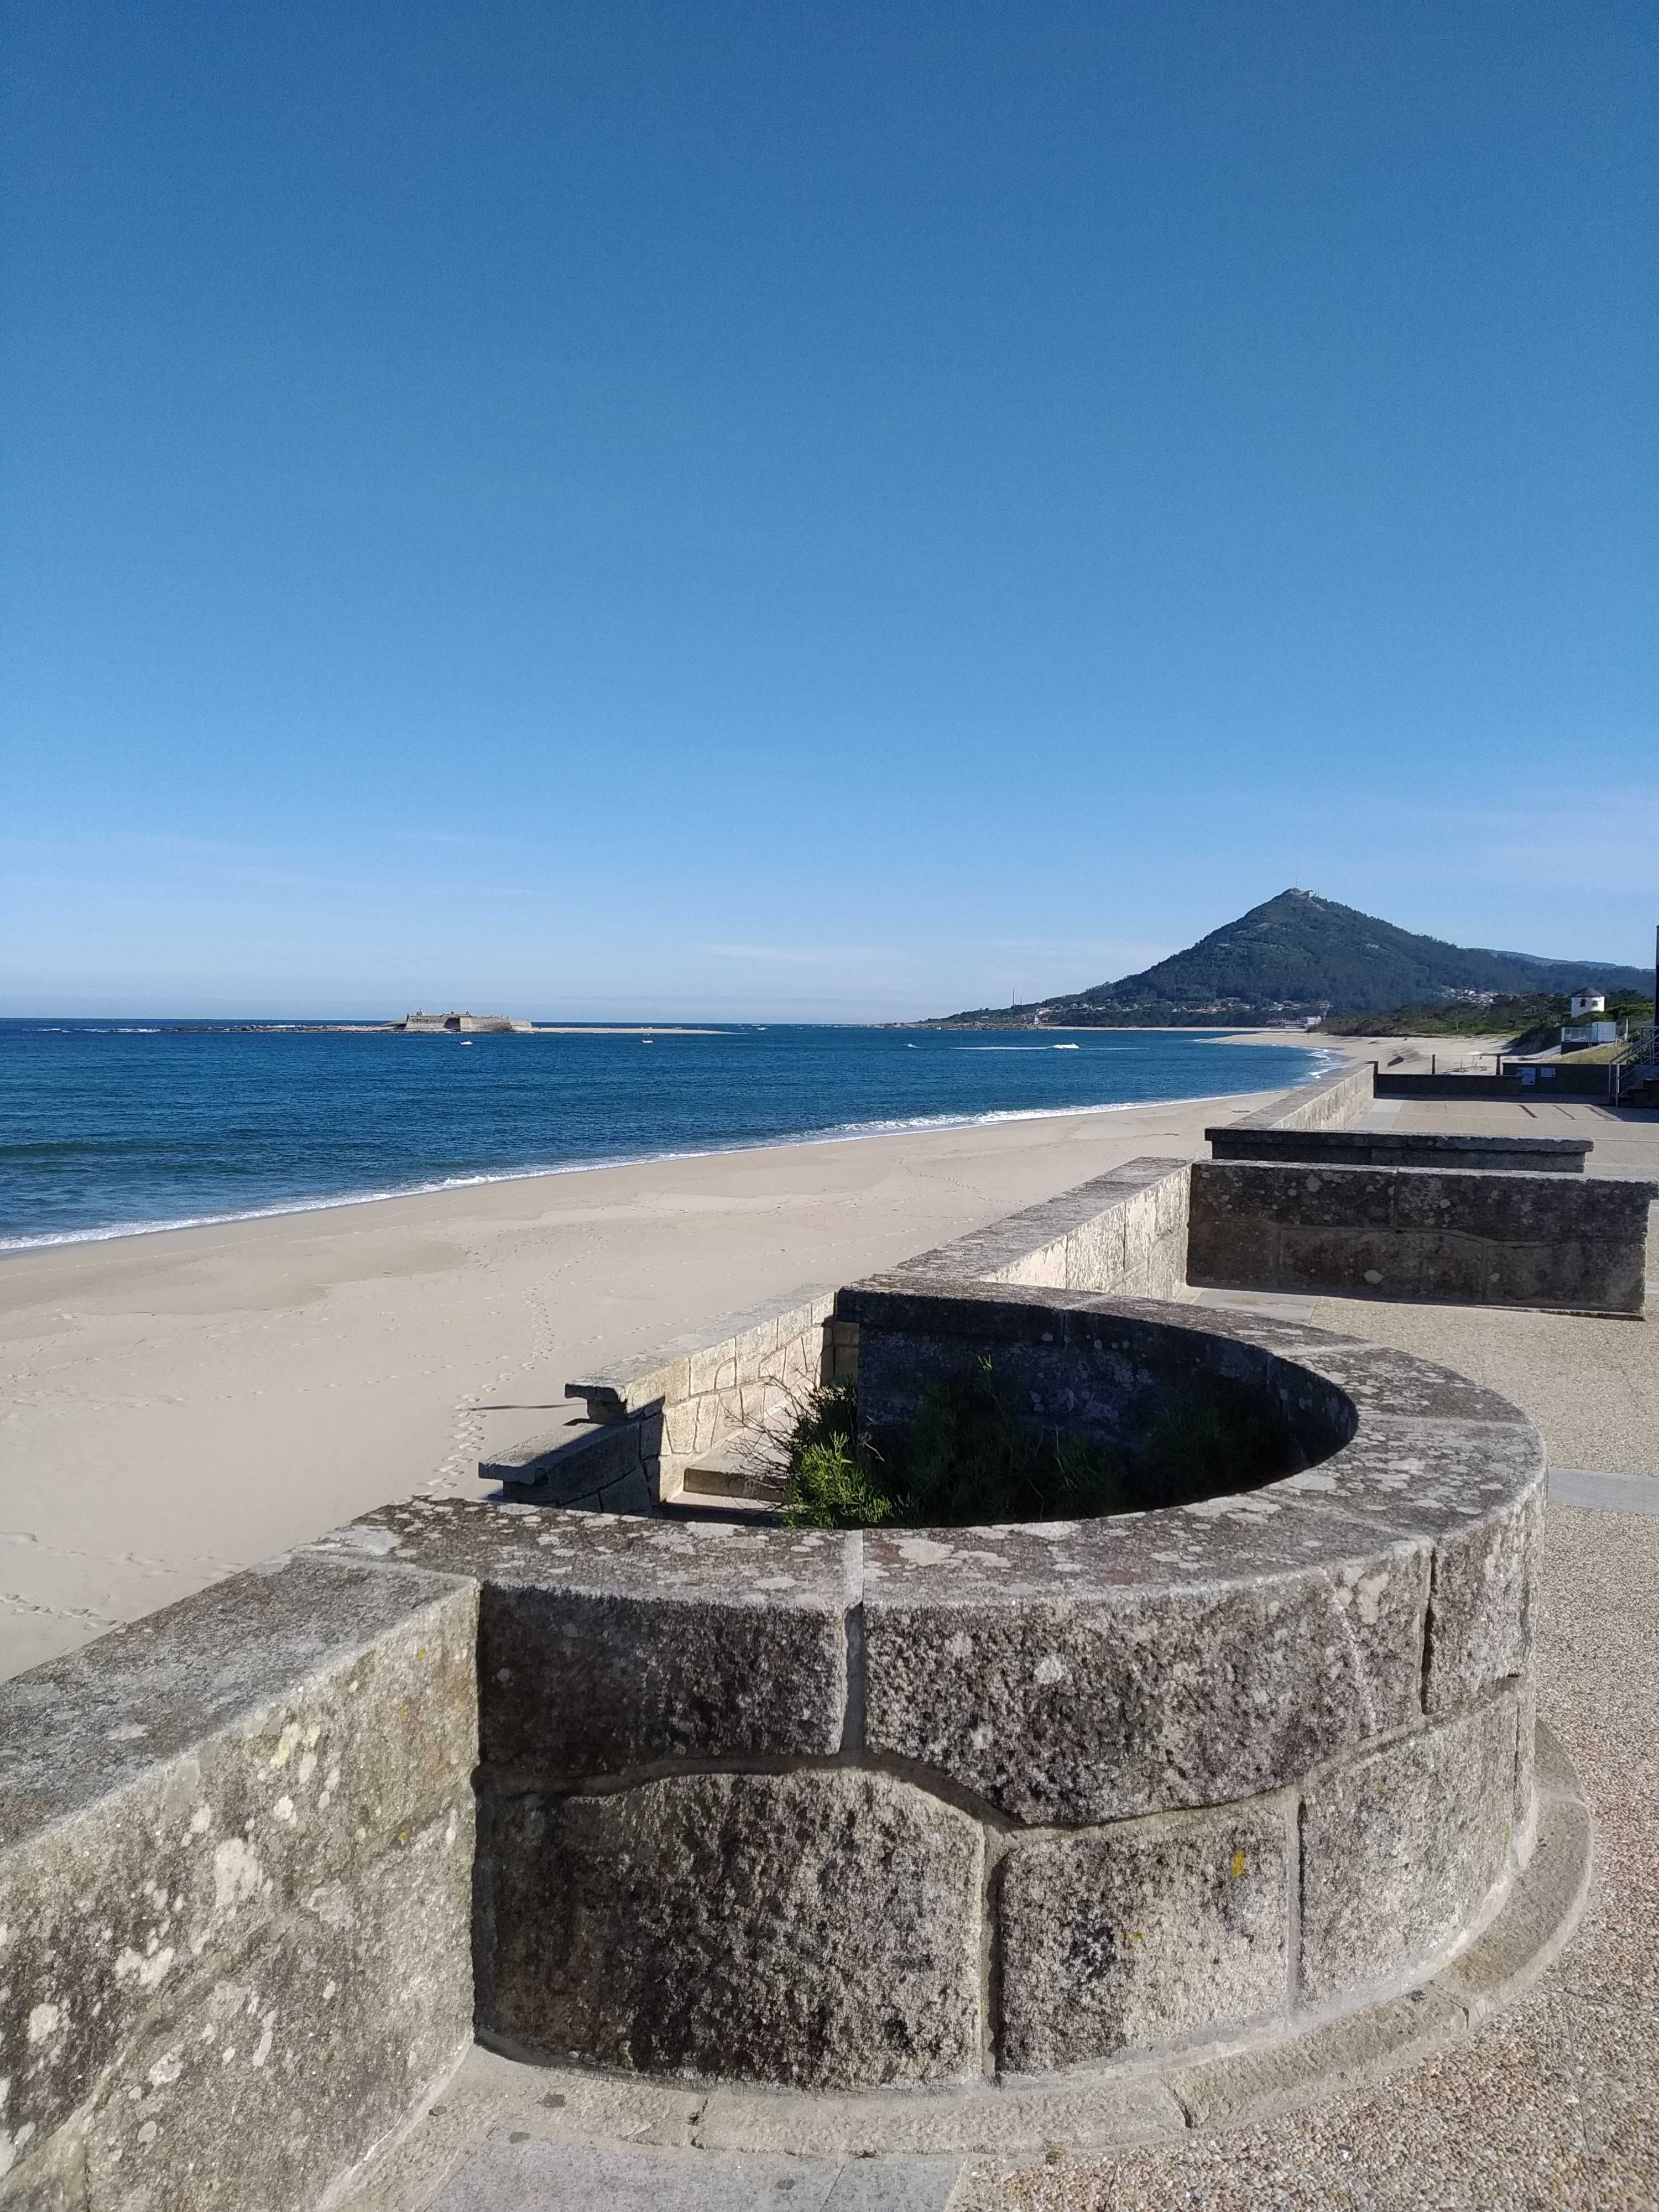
(0, 1039, 1379, 1683)
(0, 1029, 1527, 1684)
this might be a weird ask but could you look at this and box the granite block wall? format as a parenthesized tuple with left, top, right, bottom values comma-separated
(1188, 1159, 1655, 1316)
(0, 1555, 479, 2211)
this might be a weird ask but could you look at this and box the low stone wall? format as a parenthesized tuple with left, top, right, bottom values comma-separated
(1375, 1068, 1616, 1102)
(0, 1293, 1554, 2184)
(890, 1155, 1192, 1302)
(1207, 1128, 1592, 1173)
(1189, 1159, 1656, 1316)
(1220, 1061, 1375, 1138)
(481, 1160, 1192, 1508)
(479, 1288, 843, 1507)
(336, 1295, 1543, 2093)
(843, 1275, 1357, 1468)
(0, 1554, 479, 2211)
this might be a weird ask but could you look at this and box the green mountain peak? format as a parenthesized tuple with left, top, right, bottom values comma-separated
(936, 891, 1648, 1027)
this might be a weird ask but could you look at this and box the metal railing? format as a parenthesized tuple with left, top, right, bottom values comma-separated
(1611, 1023, 1657, 1103)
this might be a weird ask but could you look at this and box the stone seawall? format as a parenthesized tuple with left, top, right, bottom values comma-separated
(1188, 1160, 1656, 1316)
(1207, 1129, 1592, 1173)
(889, 1156, 1192, 1302)
(0, 1556, 479, 2211)
(1222, 1061, 1375, 1138)
(480, 1157, 1194, 1510)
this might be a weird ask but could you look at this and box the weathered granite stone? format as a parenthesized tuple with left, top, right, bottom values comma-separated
(1272, 1412, 1545, 1712)
(565, 1288, 836, 1418)
(0, 2133, 84, 2211)
(1167, 1985, 1469, 2132)
(862, 1514, 1428, 1824)
(1514, 1678, 1538, 1864)
(479, 1415, 644, 1501)
(1215, 1063, 1374, 1137)
(1433, 1745, 1587, 2026)
(1300, 1695, 1519, 2000)
(479, 1771, 983, 2089)
(1425, 1477, 1543, 1715)
(1245, 1334, 1532, 1426)
(998, 1801, 1289, 2070)
(1188, 1159, 1654, 1314)
(1207, 1127, 1591, 1171)
(82, 1799, 473, 2212)
(846, 1283, 1357, 1474)
(889, 1159, 1191, 1301)
(0, 1555, 477, 2159)
(311, 1501, 855, 1773)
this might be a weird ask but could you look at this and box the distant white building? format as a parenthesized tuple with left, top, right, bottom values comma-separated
(1561, 987, 1617, 1051)
(399, 1010, 532, 1033)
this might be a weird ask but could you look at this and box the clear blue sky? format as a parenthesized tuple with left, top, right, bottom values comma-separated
(3, 1, 1654, 1018)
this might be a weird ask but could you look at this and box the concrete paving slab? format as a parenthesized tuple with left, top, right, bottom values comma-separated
(1302, 1292, 1659, 1477)
(1189, 1286, 1321, 1323)
(427, 2132, 966, 2211)
(1550, 1466, 1659, 1513)
(1386, 1097, 1659, 1179)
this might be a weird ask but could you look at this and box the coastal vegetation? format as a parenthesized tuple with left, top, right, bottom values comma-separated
(779, 1361, 1294, 1530)
(1321, 990, 1652, 1046)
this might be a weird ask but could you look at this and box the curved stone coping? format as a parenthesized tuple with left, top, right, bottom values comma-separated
(326, 1295, 1546, 1823)
(307, 1303, 1546, 2098)
(459, 1720, 1588, 2160)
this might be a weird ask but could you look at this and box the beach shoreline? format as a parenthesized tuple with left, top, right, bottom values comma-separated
(0, 1029, 1507, 1683)
(0, 1058, 1353, 1682)
(0, 1025, 1354, 1258)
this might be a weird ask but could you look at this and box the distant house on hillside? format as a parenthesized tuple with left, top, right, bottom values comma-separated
(1568, 989, 1606, 1020)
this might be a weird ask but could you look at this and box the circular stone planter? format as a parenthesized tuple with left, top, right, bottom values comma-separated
(368, 1288, 1574, 2135)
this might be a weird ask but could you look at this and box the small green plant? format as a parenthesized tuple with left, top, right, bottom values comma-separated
(779, 1363, 1296, 1531)
(783, 1379, 898, 1530)
(879, 1358, 1139, 1527)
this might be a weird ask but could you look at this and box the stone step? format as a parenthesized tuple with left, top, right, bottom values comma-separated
(659, 1490, 785, 1526)
(679, 1430, 786, 1503)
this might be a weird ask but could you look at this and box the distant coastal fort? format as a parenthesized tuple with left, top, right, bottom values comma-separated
(397, 1009, 532, 1032)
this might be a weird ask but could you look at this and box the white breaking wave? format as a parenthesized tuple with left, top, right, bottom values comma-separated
(0, 1084, 1312, 1254)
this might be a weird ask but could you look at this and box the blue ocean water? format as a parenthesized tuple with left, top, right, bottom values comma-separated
(0, 1021, 1332, 1249)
